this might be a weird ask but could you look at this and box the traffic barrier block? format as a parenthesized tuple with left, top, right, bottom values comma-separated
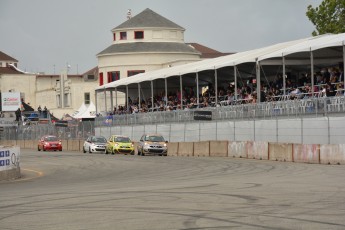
(17, 140, 25, 148)
(269, 143, 293, 162)
(178, 142, 194, 157)
(247, 141, 268, 160)
(67, 140, 80, 151)
(62, 140, 68, 151)
(228, 141, 247, 158)
(210, 141, 228, 157)
(320, 144, 345, 165)
(193, 141, 209, 157)
(167, 142, 178, 156)
(293, 144, 320, 164)
(24, 140, 35, 149)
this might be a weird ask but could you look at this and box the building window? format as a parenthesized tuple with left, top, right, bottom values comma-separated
(113, 33, 116, 41)
(99, 72, 103, 86)
(108, 71, 120, 82)
(120, 32, 127, 40)
(128, 70, 145, 77)
(134, 31, 144, 39)
(84, 93, 90, 105)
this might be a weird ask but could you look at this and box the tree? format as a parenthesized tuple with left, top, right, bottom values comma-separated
(306, 0, 345, 36)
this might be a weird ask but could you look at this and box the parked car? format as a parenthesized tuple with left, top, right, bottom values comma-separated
(137, 134, 168, 156)
(37, 135, 62, 151)
(106, 135, 134, 155)
(83, 136, 107, 154)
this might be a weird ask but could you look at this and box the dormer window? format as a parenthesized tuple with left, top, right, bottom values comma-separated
(113, 33, 116, 41)
(120, 32, 127, 40)
(134, 31, 144, 39)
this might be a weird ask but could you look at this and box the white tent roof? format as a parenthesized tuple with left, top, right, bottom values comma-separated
(72, 102, 96, 119)
(96, 33, 345, 91)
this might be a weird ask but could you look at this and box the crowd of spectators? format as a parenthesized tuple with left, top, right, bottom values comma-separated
(103, 66, 344, 116)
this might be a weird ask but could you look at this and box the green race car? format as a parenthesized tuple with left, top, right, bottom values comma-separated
(106, 135, 135, 155)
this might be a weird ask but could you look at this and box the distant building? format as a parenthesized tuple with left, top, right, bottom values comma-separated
(1, 8, 231, 118)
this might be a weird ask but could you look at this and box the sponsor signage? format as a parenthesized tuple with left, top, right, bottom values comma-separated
(194, 111, 212, 121)
(0, 146, 20, 171)
(54, 120, 68, 127)
(0, 118, 18, 127)
(1, 92, 21, 112)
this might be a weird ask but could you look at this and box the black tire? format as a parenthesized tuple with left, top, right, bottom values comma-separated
(137, 148, 141, 156)
(83, 146, 86, 153)
(59, 149, 62, 151)
(105, 149, 109, 154)
(43, 146, 46, 151)
(112, 149, 115, 155)
(38, 146, 40, 151)
(89, 147, 92, 154)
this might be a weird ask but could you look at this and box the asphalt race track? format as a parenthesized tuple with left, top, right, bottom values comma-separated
(1, 149, 345, 230)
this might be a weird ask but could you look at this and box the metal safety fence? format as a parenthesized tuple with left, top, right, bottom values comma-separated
(95, 96, 345, 127)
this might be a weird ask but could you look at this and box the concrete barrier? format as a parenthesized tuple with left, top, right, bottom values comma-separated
(67, 140, 80, 151)
(247, 141, 268, 160)
(269, 143, 293, 162)
(178, 142, 194, 157)
(24, 140, 35, 149)
(228, 141, 247, 158)
(17, 140, 25, 148)
(293, 144, 320, 164)
(62, 140, 68, 151)
(167, 142, 179, 156)
(209, 141, 228, 157)
(193, 141, 210, 157)
(0, 146, 21, 181)
(320, 144, 345, 165)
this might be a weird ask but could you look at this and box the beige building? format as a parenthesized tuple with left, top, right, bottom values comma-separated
(1, 8, 228, 118)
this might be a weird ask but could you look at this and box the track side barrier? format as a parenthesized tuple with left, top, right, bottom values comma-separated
(194, 141, 210, 157)
(67, 140, 80, 151)
(228, 141, 247, 158)
(0, 146, 20, 181)
(167, 142, 179, 156)
(209, 141, 228, 157)
(320, 144, 345, 165)
(178, 142, 194, 157)
(269, 143, 293, 162)
(247, 141, 268, 160)
(293, 144, 320, 164)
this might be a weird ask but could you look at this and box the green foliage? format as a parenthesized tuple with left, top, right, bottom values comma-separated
(306, 0, 345, 36)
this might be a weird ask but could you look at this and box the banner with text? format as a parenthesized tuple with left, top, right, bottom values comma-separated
(0, 146, 20, 171)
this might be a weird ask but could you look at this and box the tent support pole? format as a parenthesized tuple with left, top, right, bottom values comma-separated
(180, 75, 183, 109)
(256, 61, 261, 102)
(310, 49, 314, 96)
(215, 68, 218, 106)
(343, 42, 345, 87)
(95, 91, 98, 115)
(151, 81, 154, 112)
(115, 88, 118, 110)
(138, 83, 141, 111)
(104, 89, 107, 114)
(126, 85, 129, 113)
(282, 55, 286, 96)
(165, 78, 168, 108)
(234, 66, 238, 101)
(110, 90, 113, 112)
(196, 72, 199, 108)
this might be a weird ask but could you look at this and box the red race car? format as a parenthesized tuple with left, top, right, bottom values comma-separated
(38, 135, 62, 151)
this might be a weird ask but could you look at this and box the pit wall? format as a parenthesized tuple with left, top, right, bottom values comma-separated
(1, 140, 345, 165)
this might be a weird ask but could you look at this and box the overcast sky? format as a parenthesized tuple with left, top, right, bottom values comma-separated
(0, 0, 323, 75)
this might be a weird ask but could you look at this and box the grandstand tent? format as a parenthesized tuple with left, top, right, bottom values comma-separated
(95, 33, 345, 113)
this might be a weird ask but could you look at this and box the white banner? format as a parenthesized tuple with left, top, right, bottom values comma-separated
(0, 146, 20, 171)
(1, 92, 21, 112)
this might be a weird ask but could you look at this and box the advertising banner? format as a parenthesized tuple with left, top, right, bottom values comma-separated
(0, 146, 20, 171)
(1, 92, 21, 111)
(194, 111, 212, 121)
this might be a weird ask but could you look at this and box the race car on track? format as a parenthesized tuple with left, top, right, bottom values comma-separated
(106, 135, 135, 155)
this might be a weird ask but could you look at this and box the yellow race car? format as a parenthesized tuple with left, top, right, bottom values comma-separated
(106, 135, 135, 155)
